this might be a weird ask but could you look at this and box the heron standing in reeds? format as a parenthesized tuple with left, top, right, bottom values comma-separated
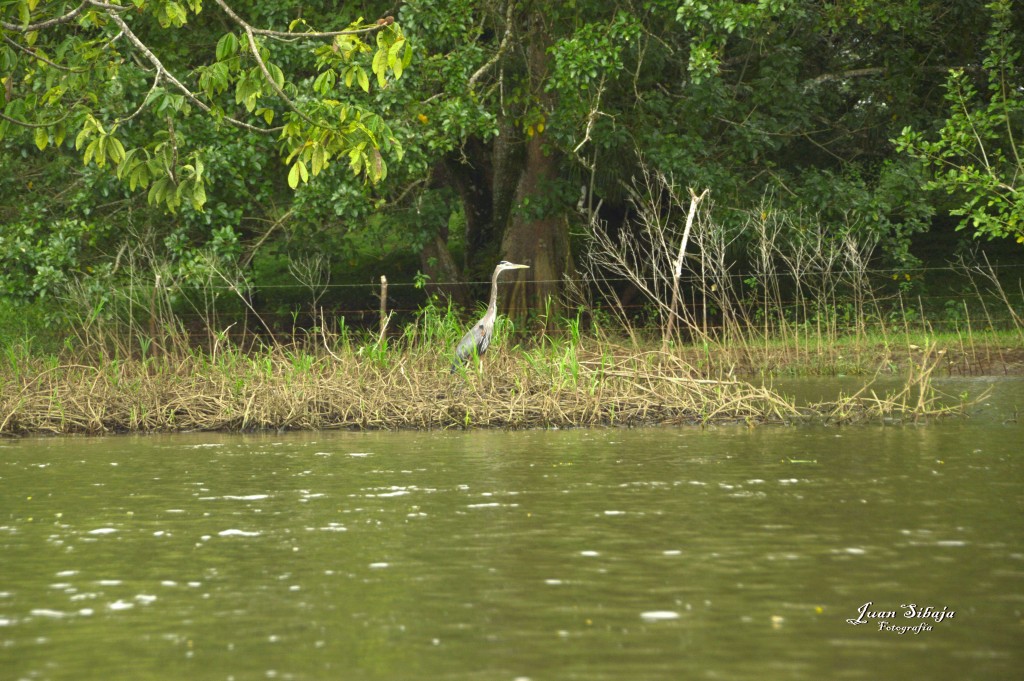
(451, 260, 530, 372)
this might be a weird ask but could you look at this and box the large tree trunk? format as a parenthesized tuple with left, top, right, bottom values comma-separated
(500, 131, 571, 324)
(496, 8, 571, 324)
(439, 4, 572, 322)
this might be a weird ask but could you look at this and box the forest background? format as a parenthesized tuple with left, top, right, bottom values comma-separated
(2, 0, 1023, 362)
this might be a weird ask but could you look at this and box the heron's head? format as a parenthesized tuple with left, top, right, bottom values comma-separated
(496, 260, 530, 274)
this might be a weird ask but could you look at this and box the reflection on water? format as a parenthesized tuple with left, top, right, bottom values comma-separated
(1, 379, 1023, 680)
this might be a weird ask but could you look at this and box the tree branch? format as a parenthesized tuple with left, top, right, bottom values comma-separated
(803, 64, 971, 90)
(86, 1, 132, 12)
(241, 207, 295, 269)
(0, 108, 75, 128)
(240, 24, 320, 128)
(0, 2, 87, 32)
(468, 2, 515, 90)
(213, 0, 385, 131)
(103, 8, 280, 134)
(213, 0, 392, 39)
(118, 67, 163, 123)
(2, 34, 84, 72)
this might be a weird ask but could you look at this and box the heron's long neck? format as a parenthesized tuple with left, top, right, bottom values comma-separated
(487, 267, 502, 319)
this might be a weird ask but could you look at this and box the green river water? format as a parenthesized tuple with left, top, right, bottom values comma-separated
(2, 377, 1023, 680)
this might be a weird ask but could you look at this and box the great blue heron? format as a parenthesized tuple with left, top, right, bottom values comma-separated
(451, 260, 530, 372)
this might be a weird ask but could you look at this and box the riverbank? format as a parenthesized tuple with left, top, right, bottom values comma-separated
(2, 333, 1005, 435)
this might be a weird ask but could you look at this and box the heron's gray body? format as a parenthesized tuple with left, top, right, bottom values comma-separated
(452, 261, 529, 371)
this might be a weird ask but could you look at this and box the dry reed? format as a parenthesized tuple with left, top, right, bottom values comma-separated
(0, 341, 973, 436)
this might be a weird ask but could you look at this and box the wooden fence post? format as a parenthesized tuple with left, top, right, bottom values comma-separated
(379, 275, 389, 341)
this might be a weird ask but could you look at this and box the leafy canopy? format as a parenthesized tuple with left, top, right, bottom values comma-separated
(895, 0, 1024, 243)
(1, 0, 412, 212)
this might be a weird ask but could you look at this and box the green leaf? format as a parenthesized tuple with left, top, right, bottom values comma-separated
(311, 145, 325, 175)
(388, 39, 405, 79)
(313, 70, 335, 94)
(170, 2, 188, 26)
(96, 137, 108, 168)
(268, 63, 285, 89)
(107, 136, 125, 165)
(83, 139, 99, 166)
(148, 177, 170, 208)
(234, 75, 250, 106)
(369, 150, 386, 182)
(390, 137, 404, 162)
(287, 160, 309, 189)
(388, 39, 403, 61)
(75, 126, 90, 151)
(356, 67, 369, 93)
(216, 33, 239, 62)
(191, 179, 206, 211)
(130, 164, 151, 191)
(372, 49, 387, 87)
(33, 127, 48, 151)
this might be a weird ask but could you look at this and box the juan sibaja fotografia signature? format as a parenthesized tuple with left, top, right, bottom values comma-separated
(846, 601, 955, 634)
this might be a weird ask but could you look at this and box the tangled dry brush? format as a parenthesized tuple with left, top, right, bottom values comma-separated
(0, 342, 968, 436)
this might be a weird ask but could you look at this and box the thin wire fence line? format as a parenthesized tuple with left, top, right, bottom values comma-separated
(149, 312, 1024, 326)
(158, 291, 1022, 316)
(156, 315, 1024, 338)
(152, 262, 1024, 291)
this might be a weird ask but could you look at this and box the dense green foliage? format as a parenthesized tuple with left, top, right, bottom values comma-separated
(897, 0, 1023, 243)
(1, 0, 409, 210)
(2, 0, 1023, 344)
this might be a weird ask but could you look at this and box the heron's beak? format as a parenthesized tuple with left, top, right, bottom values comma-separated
(507, 263, 529, 269)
